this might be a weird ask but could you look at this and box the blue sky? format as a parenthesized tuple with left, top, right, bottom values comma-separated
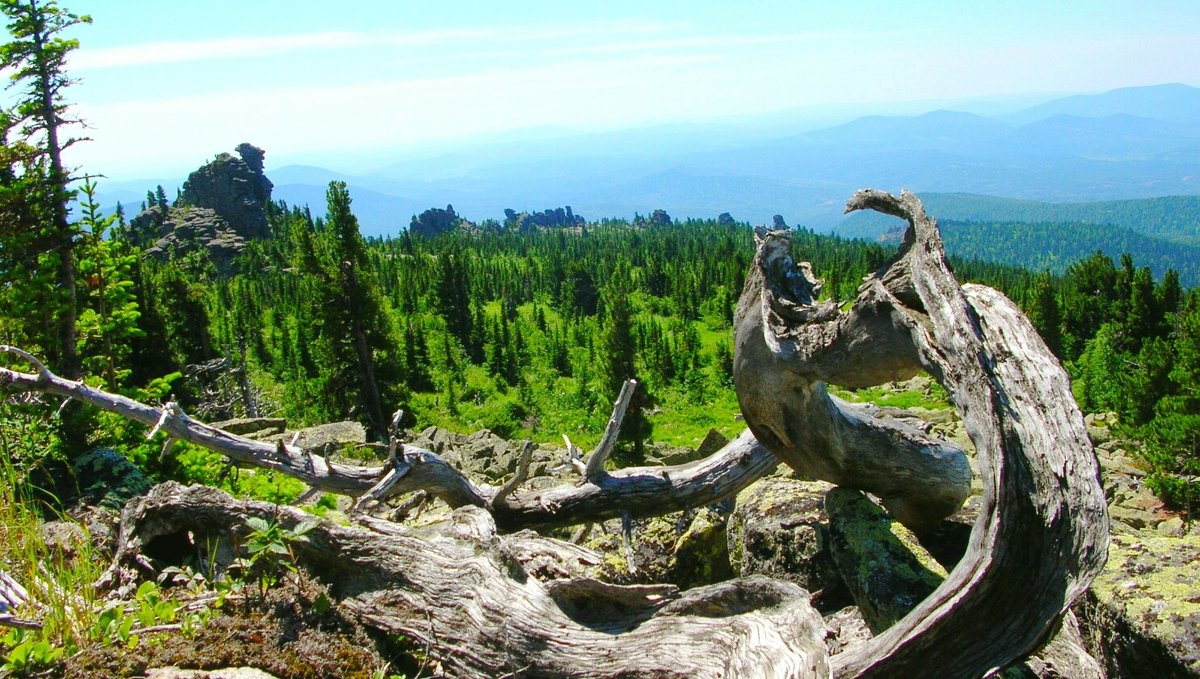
(31, 1, 1200, 179)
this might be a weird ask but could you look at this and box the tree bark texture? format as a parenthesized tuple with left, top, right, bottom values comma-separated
(734, 190, 1108, 678)
(105, 482, 831, 679)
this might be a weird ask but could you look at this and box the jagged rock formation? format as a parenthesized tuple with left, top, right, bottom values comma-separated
(178, 143, 273, 240)
(503, 206, 585, 232)
(131, 144, 274, 272)
(409, 204, 476, 237)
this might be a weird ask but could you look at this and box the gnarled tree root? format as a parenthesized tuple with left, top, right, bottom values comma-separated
(735, 190, 1108, 677)
(106, 482, 831, 679)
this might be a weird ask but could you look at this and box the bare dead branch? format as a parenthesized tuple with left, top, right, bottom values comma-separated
(0, 345, 51, 382)
(584, 378, 637, 479)
(1, 358, 777, 532)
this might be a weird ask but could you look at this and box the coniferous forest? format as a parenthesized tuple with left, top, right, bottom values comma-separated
(8, 177, 1198, 507)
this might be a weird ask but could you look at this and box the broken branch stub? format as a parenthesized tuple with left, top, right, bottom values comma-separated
(734, 189, 1108, 677)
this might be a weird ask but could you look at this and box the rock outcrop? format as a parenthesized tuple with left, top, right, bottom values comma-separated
(132, 144, 274, 272)
(409, 205, 475, 238)
(142, 206, 247, 274)
(178, 143, 273, 240)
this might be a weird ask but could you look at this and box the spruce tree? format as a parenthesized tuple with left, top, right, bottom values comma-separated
(311, 181, 404, 438)
(74, 179, 142, 390)
(1, 0, 90, 378)
(601, 278, 650, 463)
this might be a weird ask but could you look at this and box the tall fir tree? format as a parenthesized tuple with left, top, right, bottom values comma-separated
(309, 181, 405, 438)
(1, 0, 90, 378)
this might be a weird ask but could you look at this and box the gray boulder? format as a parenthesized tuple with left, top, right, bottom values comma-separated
(824, 488, 945, 633)
(407, 426, 563, 485)
(271, 421, 367, 456)
(726, 477, 848, 609)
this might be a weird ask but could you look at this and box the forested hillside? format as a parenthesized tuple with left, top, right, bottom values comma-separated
(6, 170, 1198, 510)
(920, 193, 1200, 244)
(837, 194, 1200, 284)
(939, 220, 1200, 285)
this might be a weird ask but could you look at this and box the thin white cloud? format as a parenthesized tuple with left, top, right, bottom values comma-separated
(70, 30, 484, 70)
(69, 20, 689, 71)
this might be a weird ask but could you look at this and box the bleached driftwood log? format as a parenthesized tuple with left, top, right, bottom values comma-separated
(734, 190, 1108, 677)
(103, 482, 830, 679)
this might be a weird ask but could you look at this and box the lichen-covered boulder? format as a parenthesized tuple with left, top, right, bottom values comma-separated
(727, 477, 848, 609)
(1077, 529, 1200, 676)
(672, 507, 732, 589)
(577, 508, 734, 588)
(824, 488, 946, 633)
(580, 512, 690, 584)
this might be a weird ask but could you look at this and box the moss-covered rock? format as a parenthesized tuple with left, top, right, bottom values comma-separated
(727, 477, 849, 609)
(69, 447, 153, 512)
(1077, 530, 1200, 676)
(672, 507, 732, 589)
(824, 488, 946, 633)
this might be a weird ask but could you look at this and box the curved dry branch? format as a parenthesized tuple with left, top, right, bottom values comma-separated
(0, 361, 776, 532)
(735, 190, 1108, 677)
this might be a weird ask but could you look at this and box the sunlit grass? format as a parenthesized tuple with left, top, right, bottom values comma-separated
(1, 453, 106, 657)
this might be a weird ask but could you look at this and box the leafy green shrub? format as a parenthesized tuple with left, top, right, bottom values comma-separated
(1137, 401, 1200, 516)
(232, 516, 318, 597)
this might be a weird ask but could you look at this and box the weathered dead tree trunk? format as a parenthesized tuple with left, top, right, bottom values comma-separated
(734, 190, 1108, 677)
(0, 347, 776, 532)
(104, 482, 830, 679)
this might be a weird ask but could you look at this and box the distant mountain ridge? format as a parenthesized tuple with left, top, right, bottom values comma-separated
(1002, 82, 1200, 125)
(96, 83, 1200, 240)
(838, 193, 1200, 245)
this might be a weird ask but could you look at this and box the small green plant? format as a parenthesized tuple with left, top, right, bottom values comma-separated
(2, 629, 64, 676)
(233, 515, 318, 597)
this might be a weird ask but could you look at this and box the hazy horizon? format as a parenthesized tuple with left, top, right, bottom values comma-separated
(51, 1, 1200, 180)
